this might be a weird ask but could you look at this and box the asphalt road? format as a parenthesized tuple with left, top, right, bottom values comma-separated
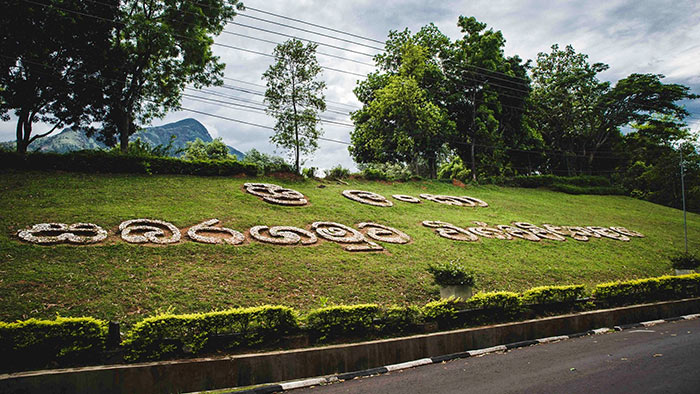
(291, 319, 700, 394)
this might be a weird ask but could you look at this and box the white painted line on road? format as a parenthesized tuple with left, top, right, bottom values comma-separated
(537, 335, 569, 343)
(682, 314, 700, 320)
(468, 345, 507, 356)
(281, 376, 338, 390)
(385, 358, 433, 372)
(591, 328, 612, 335)
(640, 319, 666, 327)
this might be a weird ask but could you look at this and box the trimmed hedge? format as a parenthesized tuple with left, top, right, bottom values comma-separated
(520, 285, 586, 305)
(305, 304, 379, 341)
(380, 306, 423, 334)
(592, 274, 700, 306)
(0, 316, 107, 371)
(4, 274, 700, 368)
(0, 151, 260, 177)
(422, 291, 522, 323)
(503, 175, 624, 195)
(122, 305, 297, 361)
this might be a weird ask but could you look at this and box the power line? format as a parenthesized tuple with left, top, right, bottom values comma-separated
(222, 31, 375, 66)
(235, 13, 385, 51)
(228, 22, 377, 57)
(244, 6, 386, 45)
(222, 77, 361, 109)
(212, 42, 368, 77)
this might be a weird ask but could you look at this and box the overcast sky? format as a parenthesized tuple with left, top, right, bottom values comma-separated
(2, 0, 699, 171)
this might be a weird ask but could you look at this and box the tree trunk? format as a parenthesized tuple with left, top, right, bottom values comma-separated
(15, 111, 28, 155)
(292, 99, 300, 174)
(470, 140, 477, 182)
(118, 107, 130, 153)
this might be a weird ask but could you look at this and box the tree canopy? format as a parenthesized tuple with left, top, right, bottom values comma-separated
(262, 39, 326, 174)
(0, 0, 116, 154)
(99, 0, 243, 152)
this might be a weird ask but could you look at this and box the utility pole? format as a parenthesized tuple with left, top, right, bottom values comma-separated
(680, 149, 688, 254)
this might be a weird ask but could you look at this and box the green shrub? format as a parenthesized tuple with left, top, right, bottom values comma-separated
(240, 149, 293, 175)
(360, 163, 414, 181)
(427, 261, 475, 286)
(422, 297, 468, 322)
(670, 253, 700, 270)
(466, 291, 522, 314)
(0, 151, 259, 177)
(324, 165, 351, 180)
(122, 305, 297, 361)
(592, 274, 700, 306)
(0, 316, 107, 371)
(550, 183, 625, 195)
(380, 306, 423, 334)
(520, 285, 586, 305)
(305, 304, 379, 341)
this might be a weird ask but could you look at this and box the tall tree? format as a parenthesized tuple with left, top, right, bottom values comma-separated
(443, 16, 531, 181)
(350, 43, 453, 178)
(0, 0, 115, 154)
(530, 44, 697, 175)
(262, 39, 326, 174)
(100, 0, 242, 152)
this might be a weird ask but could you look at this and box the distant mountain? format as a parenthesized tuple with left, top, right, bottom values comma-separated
(2, 118, 244, 159)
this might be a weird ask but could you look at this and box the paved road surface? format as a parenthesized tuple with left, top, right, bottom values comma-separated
(291, 319, 700, 393)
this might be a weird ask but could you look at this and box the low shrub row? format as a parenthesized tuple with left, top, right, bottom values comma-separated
(0, 151, 260, 177)
(592, 273, 700, 306)
(503, 175, 625, 195)
(2, 274, 699, 369)
(122, 305, 297, 361)
(0, 316, 107, 371)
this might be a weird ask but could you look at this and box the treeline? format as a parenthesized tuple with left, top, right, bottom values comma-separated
(349, 18, 700, 211)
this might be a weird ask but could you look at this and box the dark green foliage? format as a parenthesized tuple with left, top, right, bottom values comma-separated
(427, 261, 475, 286)
(241, 148, 293, 175)
(122, 306, 298, 361)
(183, 137, 231, 161)
(325, 165, 351, 180)
(360, 163, 414, 181)
(520, 285, 586, 305)
(670, 253, 700, 270)
(0, 151, 258, 177)
(305, 304, 379, 341)
(379, 306, 423, 334)
(0, 316, 107, 372)
(592, 274, 700, 306)
(503, 175, 624, 195)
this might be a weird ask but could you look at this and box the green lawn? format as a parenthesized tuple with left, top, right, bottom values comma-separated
(1, 170, 698, 325)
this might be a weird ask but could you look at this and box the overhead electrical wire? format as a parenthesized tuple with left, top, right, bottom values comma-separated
(235, 13, 385, 51)
(243, 6, 386, 45)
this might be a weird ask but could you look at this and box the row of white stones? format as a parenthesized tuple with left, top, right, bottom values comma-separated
(17, 219, 411, 252)
(342, 190, 489, 208)
(422, 221, 644, 242)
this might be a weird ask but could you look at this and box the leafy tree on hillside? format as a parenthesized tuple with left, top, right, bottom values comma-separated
(262, 39, 326, 174)
(183, 137, 230, 161)
(530, 44, 697, 175)
(350, 42, 453, 177)
(99, 0, 243, 153)
(0, 0, 115, 154)
(442, 16, 532, 181)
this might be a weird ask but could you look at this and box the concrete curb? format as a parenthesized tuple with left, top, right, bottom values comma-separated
(231, 313, 700, 394)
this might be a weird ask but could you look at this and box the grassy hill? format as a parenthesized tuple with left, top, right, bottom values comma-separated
(1, 170, 698, 324)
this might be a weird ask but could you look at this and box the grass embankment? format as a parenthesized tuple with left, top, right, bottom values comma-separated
(1, 170, 698, 325)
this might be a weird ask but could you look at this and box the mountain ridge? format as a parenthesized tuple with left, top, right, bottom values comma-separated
(1, 118, 244, 159)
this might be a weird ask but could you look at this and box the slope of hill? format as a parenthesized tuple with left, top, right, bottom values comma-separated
(2, 118, 244, 159)
(0, 171, 698, 324)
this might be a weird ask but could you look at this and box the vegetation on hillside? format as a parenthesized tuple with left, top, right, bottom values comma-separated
(1, 171, 698, 324)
